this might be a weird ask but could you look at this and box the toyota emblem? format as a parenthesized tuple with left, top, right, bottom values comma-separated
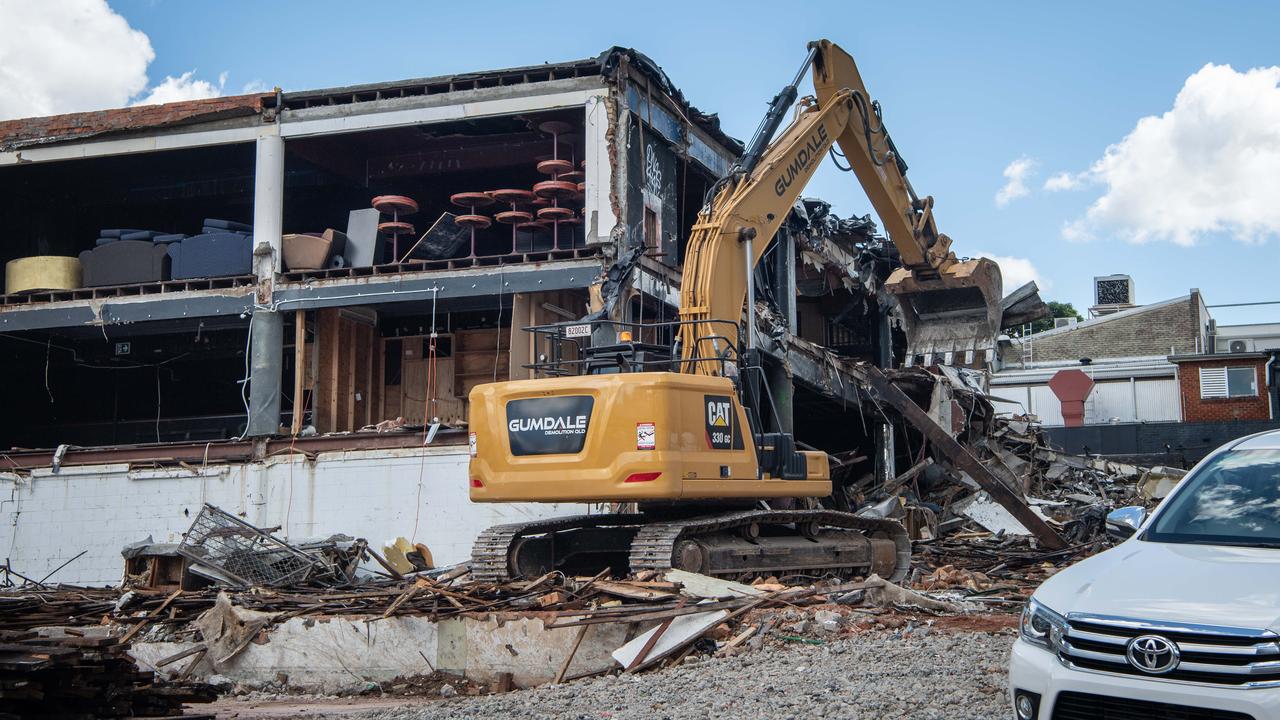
(1126, 635, 1180, 674)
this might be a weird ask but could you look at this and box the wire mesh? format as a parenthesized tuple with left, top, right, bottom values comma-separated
(177, 504, 322, 588)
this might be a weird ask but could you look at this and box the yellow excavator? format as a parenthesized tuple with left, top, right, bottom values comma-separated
(466, 40, 1003, 582)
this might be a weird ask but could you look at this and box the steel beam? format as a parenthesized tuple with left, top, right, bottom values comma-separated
(0, 429, 467, 471)
(0, 291, 255, 333)
(271, 259, 601, 312)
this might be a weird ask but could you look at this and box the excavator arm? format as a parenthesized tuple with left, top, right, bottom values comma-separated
(678, 40, 1003, 371)
(677, 89, 854, 374)
(810, 40, 1003, 363)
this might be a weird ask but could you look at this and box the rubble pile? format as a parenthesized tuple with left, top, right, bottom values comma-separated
(0, 372, 1187, 701)
(0, 629, 214, 718)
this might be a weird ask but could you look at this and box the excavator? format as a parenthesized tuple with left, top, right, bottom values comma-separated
(466, 40, 1003, 583)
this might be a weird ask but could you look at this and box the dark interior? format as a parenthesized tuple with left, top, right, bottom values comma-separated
(283, 110, 591, 259)
(0, 106, 733, 450)
(0, 144, 256, 266)
(0, 320, 255, 447)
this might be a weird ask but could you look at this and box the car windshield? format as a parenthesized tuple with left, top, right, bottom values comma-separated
(1146, 449, 1280, 548)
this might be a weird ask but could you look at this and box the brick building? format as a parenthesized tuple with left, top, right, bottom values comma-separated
(999, 290, 1208, 367)
(1169, 352, 1273, 422)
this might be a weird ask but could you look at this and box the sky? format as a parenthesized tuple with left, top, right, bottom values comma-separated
(2, 0, 1279, 326)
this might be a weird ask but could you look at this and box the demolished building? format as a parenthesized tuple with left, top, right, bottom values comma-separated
(0, 48, 1048, 585)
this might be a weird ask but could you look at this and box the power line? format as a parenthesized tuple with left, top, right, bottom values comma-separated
(1206, 301, 1280, 309)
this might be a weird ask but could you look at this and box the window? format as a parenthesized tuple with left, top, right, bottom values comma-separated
(1199, 366, 1258, 399)
(1146, 449, 1280, 548)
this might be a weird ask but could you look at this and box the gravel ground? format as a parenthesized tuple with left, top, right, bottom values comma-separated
(341, 626, 1016, 720)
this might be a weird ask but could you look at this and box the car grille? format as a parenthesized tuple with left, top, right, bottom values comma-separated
(1051, 691, 1254, 720)
(1058, 615, 1280, 687)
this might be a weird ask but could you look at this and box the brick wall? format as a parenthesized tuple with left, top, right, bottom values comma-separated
(1177, 357, 1271, 422)
(1020, 297, 1199, 364)
(0, 93, 271, 151)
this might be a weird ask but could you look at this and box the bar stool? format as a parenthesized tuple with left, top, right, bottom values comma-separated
(450, 192, 494, 259)
(372, 195, 418, 263)
(490, 189, 536, 255)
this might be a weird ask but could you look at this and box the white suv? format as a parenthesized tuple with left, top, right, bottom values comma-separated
(1009, 430, 1280, 720)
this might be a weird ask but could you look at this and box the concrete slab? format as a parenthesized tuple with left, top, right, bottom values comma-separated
(133, 611, 639, 693)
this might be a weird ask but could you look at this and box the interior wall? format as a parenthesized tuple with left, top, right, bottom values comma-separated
(303, 303, 523, 432)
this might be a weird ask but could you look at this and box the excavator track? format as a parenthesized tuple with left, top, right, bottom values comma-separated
(628, 509, 911, 582)
(470, 513, 646, 582)
(470, 510, 910, 583)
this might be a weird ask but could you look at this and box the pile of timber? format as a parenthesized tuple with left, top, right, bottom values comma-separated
(0, 630, 215, 719)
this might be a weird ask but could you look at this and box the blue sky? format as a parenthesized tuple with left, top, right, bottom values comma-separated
(72, 2, 1280, 324)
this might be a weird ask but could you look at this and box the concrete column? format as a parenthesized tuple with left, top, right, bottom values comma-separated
(876, 421, 896, 487)
(246, 308, 284, 437)
(246, 132, 285, 437)
(252, 133, 285, 278)
(582, 93, 616, 246)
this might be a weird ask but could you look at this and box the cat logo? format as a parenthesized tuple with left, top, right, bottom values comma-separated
(707, 401, 732, 427)
(704, 395, 737, 450)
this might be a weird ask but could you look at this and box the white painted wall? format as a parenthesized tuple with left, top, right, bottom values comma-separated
(0, 446, 588, 586)
(989, 378, 1179, 426)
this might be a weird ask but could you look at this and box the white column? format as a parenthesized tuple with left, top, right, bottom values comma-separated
(582, 93, 616, 246)
(247, 131, 285, 437)
(252, 132, 285, 279)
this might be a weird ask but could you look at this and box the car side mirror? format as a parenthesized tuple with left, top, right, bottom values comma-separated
(1106, 506, 1147, 540)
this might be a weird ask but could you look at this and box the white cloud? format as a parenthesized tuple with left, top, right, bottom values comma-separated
(0, 0, 226, 120)
(995, 156, 1036, 207)
(1043, 171, 1085, 191)
(973, 251, 1046, 293)
(239, 79, 269, 95)
(132, 71, 226, 106)
(1059, 63, 1280, 246)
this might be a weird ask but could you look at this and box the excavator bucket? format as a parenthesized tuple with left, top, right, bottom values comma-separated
(884, 256, 1003, 364)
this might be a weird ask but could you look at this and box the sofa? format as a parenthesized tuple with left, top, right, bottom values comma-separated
(167, 232, 253, 280)
(79, 240, 171, 287)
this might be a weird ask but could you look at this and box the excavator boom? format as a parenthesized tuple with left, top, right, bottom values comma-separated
(678, 40, 1002, 369)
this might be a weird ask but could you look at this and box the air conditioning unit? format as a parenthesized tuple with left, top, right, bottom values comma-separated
(1054, 317, 1079, 329)
(1094, 274, 1135, 306)
(1229, 339, 1252, 353)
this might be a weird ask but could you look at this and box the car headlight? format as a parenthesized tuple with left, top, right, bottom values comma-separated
(1020, 598, 1067, 651)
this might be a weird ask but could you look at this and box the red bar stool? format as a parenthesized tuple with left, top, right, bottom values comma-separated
(372, 195, 418, 263)
(490, 189, 536, 255)
(450, 192, 494, 259)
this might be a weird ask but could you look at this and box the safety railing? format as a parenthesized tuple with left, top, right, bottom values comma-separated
(520, 317, 743, 378)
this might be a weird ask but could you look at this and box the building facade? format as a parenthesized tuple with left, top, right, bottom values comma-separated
(0, 49, 964, 583)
